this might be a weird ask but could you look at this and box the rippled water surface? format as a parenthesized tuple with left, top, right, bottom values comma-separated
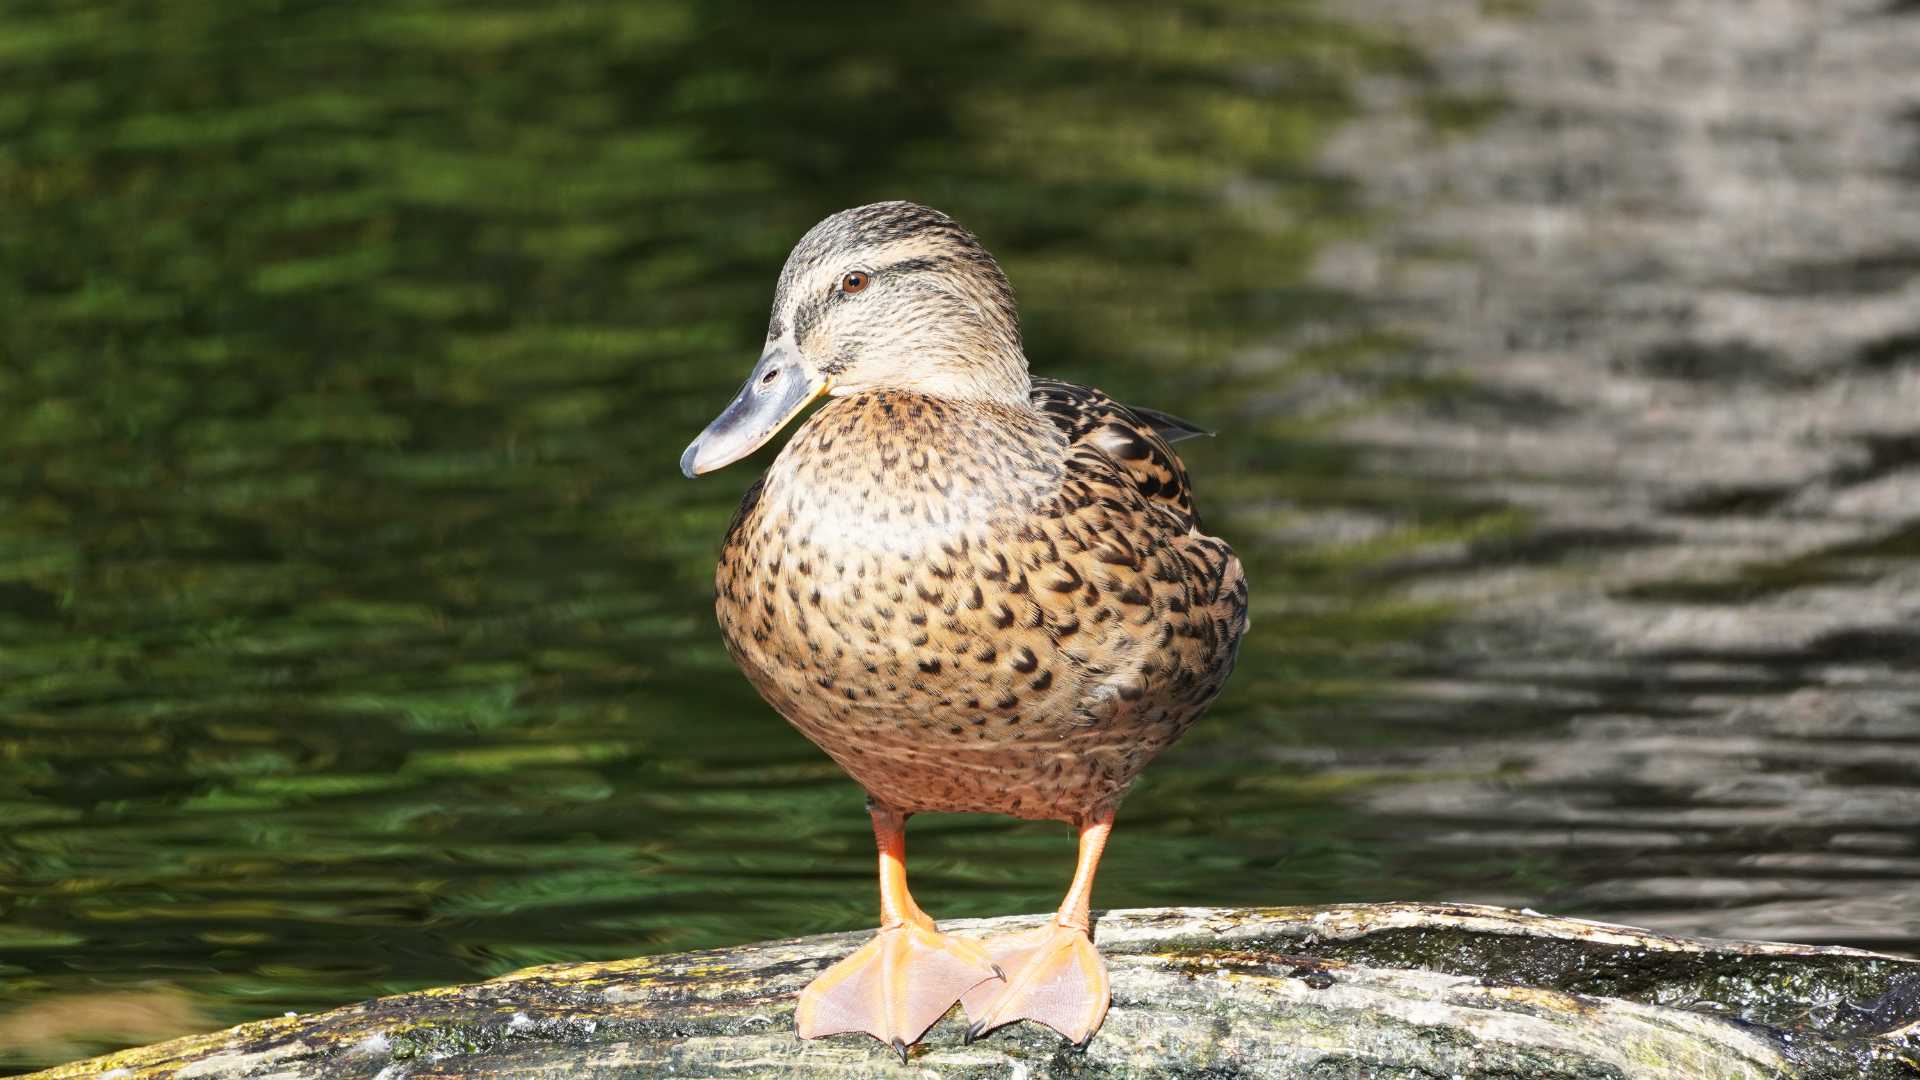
(3, 0, 1919, 1071)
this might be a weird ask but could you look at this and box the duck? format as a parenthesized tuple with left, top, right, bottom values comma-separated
(680, 201, 1248, 1058)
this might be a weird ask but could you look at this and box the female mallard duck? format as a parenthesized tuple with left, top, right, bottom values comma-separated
(681, 202, 1247, 1056)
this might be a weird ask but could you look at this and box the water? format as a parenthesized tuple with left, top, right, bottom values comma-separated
(3, 0, 1918, 1071)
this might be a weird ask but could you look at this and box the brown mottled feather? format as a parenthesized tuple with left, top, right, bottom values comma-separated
(1029, 377, 1208, 530)
(714, 383, 1247, 824)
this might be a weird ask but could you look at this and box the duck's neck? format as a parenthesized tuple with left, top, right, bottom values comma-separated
(762, 390, 1061, 555)
(938, 337, 1031, 407)
(830, 343, 1033, 409)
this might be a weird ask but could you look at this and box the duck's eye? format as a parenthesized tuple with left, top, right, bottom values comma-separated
(840, 271, 869, 294)
(760, 366, 781, 385)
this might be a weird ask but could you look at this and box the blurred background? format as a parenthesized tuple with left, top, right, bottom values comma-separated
(3, 0, 1919, 1071)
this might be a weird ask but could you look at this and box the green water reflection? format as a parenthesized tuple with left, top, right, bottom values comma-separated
(0, 1, 1531, 1068)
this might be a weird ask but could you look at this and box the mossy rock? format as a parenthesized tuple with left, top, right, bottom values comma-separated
(28, 903, 1920, 1078)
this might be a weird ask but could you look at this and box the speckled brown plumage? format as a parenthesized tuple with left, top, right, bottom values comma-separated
(715, 383, 1246, 823)
(682, 201, 1247, 1052)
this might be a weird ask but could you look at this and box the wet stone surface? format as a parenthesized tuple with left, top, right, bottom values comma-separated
(25, 905, 1920, 1079)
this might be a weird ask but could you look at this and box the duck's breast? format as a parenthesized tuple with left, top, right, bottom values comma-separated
(713, 388, 1243, 820)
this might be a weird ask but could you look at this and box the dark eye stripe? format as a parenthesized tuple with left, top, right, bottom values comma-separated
(879, 256, 944, 275)
(793, 296, 825, 344)
(829, 256, 952, 300)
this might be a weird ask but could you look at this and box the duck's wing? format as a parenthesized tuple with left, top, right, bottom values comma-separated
(1129, 405, 1213, 444)
(1022, 377, 1248, 744)
(1028, 377, 1208, 531)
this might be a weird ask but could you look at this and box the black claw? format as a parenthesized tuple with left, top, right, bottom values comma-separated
(892, 1038, 908, 1064)
(990, 963, 1005, 980)
(962, 1024, 977, 1045)
(965, 1021, 988, 1044)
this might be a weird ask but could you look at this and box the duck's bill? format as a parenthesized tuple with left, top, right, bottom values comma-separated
(679, 347, 828, 478)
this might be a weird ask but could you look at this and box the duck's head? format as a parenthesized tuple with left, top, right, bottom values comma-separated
(680, 201, 1029, 478)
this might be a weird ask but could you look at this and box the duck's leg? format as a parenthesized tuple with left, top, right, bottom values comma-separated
(960, 808, 1114, 1046)
(794, 799, 1003, 1058)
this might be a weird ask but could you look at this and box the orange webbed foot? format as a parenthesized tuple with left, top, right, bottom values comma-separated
(960, 922, 1111, 1046)
(795, 919, 1004, 1056)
